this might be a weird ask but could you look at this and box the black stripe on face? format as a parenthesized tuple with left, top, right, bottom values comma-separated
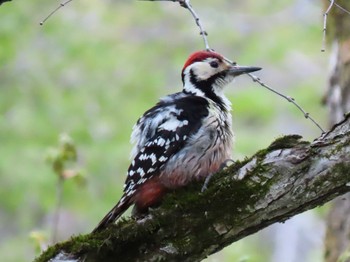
(189, 69, 227, 111)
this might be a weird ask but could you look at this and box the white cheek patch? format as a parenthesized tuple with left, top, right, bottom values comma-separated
(193, 63, 213, 81)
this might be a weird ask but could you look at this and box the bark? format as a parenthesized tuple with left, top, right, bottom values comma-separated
(323, 1, 350, 261)
(35, 114, 350, 262)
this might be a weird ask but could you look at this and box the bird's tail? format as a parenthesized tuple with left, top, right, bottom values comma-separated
(92, 195, 132, 233)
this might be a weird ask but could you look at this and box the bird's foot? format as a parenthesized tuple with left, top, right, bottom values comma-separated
(219, 159, 235, 171)
(201, 173, 214, 192)
(201, 159, 235, 192)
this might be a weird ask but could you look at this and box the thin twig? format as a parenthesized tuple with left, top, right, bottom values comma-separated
(51, 177, 64, 244)
(322, 0, 335, 52)
(145, 0, 326, 133)
(222, 56, 325, 133)
(333, 1, 350, 16)
(246, 73, 325, 133)
(180, 0, 211, 50)
(41, 0, 328, 133)
(39, 0, 74, 26)
(145, 0, 325, 133)
(140, 0, 211, 50)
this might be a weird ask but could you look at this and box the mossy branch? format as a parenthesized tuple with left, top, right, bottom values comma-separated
(36, 114, 350, 262)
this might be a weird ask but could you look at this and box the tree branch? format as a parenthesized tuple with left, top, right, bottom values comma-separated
(36, 113, 350, 262)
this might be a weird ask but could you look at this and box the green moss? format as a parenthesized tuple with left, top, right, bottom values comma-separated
(333, 162, 350, 179)
(34, 233, 107, 262)
(147, 154, 274, 252)
(150, 134, 310, 236)
(267, 134, 309, 151)
(34, 245, 59, 262)
(251, 135, 305, 160)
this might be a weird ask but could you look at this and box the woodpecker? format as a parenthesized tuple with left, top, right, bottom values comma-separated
(92, 50, 261, 232)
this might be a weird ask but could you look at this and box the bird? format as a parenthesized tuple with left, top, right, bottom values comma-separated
(92, 50, 261, 232)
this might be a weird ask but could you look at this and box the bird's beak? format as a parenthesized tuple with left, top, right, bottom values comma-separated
(228, 65, 262, 76)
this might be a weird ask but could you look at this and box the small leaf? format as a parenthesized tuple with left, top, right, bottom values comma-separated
(72, 172, 87, 187)
(29, 230, 48, 254)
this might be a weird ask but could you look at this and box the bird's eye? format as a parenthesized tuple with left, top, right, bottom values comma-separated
(209, 61, 219, 68)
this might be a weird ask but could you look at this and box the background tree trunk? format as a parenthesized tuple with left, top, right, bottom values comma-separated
(323, 0, 350, 261)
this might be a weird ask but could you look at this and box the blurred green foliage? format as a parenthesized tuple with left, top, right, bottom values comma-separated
(0, 0, 328, 261)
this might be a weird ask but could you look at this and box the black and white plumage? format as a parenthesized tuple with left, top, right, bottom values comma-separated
(92, 50, 261, 232)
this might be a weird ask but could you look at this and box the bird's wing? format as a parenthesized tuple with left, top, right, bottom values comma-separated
(124, 95, 210, 196)
(93, 95, 210, 232)
(130, 92, 186, 158)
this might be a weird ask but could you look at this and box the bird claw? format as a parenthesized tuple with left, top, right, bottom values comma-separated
(201, 159, 235, 192)
(201, 173, 213, 192)
(219, 159, 235, 171)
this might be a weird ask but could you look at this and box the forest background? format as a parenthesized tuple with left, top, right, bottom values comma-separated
(0, 0, 333, 261)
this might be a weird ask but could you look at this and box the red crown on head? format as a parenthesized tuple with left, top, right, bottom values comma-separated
(182, 50, 223, 75)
